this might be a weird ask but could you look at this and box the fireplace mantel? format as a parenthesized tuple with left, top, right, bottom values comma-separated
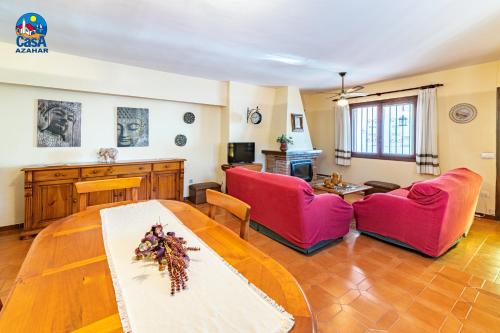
(261, 149, 322, 157)
(261, 149, 322, 181)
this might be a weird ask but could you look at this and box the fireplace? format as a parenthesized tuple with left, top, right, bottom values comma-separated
(290, 160, 313, 182)
(262, 149, 322, 181)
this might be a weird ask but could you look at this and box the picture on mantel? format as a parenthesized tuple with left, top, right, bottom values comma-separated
(117, 107, 149, 147)
(37, 99, 82, 147)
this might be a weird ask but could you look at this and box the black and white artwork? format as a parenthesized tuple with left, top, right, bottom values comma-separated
(37, 99, 82, 147)
(117, 107, 149, 147)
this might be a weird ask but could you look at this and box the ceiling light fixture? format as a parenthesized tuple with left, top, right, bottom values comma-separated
(262, 54, 307, 65)
(337, 97, 349, 106)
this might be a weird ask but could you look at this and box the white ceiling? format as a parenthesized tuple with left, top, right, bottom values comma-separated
(1, 0, 500, 90)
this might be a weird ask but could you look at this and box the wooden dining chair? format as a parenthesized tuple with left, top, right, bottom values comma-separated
(0, 298, 3, 312)
(206, 189, 251, 240)
(75, 177, 142, 211)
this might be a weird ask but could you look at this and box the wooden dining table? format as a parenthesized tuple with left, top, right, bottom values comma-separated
(0, 200, 314, 332)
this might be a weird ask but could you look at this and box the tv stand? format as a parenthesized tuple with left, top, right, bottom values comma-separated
(221, 163, 262, 172)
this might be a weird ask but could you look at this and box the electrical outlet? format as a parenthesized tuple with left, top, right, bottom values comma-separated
(480, 190, 489, 198)
(188, 179, 194, 184)
(480, 152, 495, 159)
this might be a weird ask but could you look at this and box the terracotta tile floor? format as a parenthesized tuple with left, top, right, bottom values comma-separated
(1, 196, 500, 332)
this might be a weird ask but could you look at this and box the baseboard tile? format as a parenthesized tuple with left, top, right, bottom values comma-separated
(478, 214, 498, 221)
(0, 223, 24, 232)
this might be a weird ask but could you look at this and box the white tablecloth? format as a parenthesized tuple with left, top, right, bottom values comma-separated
(100, 200, 294, 333)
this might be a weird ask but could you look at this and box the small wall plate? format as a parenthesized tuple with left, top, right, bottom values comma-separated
(183, 112, 195, 124)
(175, 134, 187, 146)
(449, 103, 477, 123)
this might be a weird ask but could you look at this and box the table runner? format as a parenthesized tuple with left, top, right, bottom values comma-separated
(100, 201, 295, 333)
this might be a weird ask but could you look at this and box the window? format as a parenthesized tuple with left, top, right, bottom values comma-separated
(350, 96, 417, 161)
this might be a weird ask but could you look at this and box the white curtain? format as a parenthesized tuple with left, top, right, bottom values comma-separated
(335, 103, 351, 166)
(416, 88, 440, 175)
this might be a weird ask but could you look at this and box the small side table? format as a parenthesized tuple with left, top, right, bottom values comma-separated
(188, 182, 221, 204)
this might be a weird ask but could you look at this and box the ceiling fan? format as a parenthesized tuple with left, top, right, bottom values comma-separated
(327, 72, 368, 105)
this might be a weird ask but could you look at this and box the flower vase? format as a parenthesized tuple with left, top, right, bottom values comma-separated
(280, 142, 288, 152)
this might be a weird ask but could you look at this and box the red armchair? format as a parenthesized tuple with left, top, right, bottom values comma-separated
(353, 168, 483, 257)
(226, 167, 353, 253)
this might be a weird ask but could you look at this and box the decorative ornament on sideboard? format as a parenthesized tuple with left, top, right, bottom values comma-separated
(183, 112, 195, 124)
(247, 106, 262, 124)
(449, 103, 477, 123)
(276, 134, 294, 152)
(98, 148, 118, 163)
(175, 134, 187, 146)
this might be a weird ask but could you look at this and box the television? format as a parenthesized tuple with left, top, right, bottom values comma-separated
(228, 142, 255, 164)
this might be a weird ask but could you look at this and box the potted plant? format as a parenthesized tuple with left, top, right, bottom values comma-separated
(276, 134, 293, 152)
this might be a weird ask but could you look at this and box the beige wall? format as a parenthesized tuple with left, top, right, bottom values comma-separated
(0, 83, 222, 227)
(0, 42, 227, 106)
(221, 83, 314, 165)
(0, 41, 231, 227)
(303, 60, 499, 215)
(226, 81, 278, 164)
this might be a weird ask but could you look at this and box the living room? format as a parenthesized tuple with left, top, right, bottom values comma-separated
(0, 1, 499, 332)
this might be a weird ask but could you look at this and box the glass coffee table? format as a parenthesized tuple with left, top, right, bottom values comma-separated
(312, 181, 372, 199)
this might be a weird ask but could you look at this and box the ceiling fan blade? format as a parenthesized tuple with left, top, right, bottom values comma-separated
(346, 85, 364, 93)
(344, 92, 369, 98)
(325, 93, 341, 99)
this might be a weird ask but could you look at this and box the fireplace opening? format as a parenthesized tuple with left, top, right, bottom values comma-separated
(290, 160, 313, 182)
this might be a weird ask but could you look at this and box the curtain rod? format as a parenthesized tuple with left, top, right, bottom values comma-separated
(331, 83, 444, 102)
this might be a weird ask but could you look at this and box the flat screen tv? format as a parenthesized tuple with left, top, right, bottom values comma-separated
(228, 142, 255, 164)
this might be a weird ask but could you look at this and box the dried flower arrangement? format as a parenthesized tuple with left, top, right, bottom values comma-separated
(134, 223, 200, 295)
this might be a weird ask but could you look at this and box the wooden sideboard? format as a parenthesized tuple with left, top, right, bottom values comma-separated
(22, 158, 185, 238)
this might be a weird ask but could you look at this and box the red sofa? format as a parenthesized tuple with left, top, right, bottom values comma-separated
(226, 167, 353, 253)
(353, 168, 483, 257)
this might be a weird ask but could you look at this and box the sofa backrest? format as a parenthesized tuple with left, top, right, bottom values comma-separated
(226, 167, 314, 205)
(407, 168, 482, 247)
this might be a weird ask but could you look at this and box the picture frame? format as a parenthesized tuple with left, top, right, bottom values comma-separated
(37, 99, 82, 147)
(291, 113, 304, 132)
(117, 107, 149, 147)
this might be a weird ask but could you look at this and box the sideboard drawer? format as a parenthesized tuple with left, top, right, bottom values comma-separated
(33, 169, 79, 182)
(153, 162, 180, 172)
(82, 164, 152, 177)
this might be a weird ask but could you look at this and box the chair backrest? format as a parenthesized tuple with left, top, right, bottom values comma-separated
(75, 177, 142, 211)
(206, 189, 251, 240)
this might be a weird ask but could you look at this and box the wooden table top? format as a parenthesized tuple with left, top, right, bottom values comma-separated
(0, 200, 314, 333)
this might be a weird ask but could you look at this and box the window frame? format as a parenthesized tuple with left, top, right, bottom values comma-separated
(349, 96, 417, 162)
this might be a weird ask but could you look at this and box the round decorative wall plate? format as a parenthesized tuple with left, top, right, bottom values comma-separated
(183, 112, 195, 124)
(449, 103, 477, 123)
(175, 134, 187, 146)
